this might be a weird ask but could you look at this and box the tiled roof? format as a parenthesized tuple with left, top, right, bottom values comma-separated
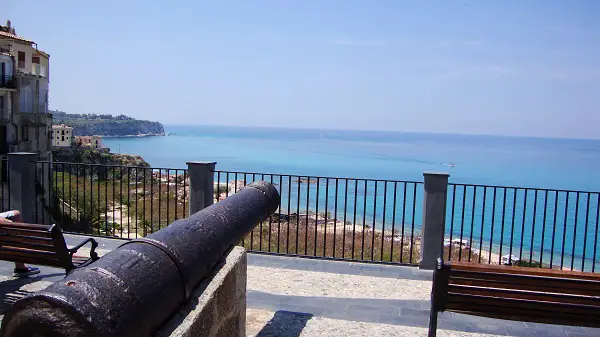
(0, 30, 33, 44)
(36, 49, 50, 58)
(52, 124, 73, 129)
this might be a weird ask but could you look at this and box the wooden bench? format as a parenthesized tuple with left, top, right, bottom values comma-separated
(428, 258, 600, 337)
(0, 222, 99, 274)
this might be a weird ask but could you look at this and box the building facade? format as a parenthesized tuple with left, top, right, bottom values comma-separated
(0, 20, 52, 161)
(75, 135, 103, 149)
(51, 124, 73, 147)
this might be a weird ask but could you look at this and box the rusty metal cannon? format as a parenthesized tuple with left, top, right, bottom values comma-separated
(1, 181, 280, 337)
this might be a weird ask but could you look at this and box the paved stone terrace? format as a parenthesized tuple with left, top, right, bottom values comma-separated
(0, 235, 597, 337)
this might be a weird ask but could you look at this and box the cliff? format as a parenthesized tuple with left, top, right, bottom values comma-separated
(52, 147, 150, 167)
(51, 110, 164, 137)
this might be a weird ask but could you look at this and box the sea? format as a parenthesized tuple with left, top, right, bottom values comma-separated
(104, 125, 600, 270)
(104, 125, 600, 190)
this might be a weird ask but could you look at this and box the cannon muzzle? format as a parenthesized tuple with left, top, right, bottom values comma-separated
(1, 181, 280, 337)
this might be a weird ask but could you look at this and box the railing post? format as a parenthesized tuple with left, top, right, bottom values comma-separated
(420, 172, 450, 270)
(8, 152, 38, 223)
(186, 161, 216, 215)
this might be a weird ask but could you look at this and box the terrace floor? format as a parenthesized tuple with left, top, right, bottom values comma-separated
(0, 235, 597, 337)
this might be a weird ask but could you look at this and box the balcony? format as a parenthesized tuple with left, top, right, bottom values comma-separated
(0, 75, 16, 89)
(19, 105, 49, 115)
(9, 141, 31, 153)
(31, 64, 47, 78)
(16, 64, 47, 78)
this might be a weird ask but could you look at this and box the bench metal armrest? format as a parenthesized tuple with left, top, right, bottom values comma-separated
(68, 238, 99, 260)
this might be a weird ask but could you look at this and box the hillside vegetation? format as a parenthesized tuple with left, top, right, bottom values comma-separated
(52, 147, 149, 167)
(51, 110, 164, 137)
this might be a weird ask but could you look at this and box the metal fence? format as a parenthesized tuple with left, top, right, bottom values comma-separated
(0, 75, 16, 89)
(446, 184, 600, 272)
(214, 170, 423, 265)
(33, 161, 188, 239)
(2, 158, 597, 271)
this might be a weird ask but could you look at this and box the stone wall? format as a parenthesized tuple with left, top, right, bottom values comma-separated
(156, 246, 247, 337)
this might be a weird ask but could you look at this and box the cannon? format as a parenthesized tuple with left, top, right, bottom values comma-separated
(2, 181, 280, 337)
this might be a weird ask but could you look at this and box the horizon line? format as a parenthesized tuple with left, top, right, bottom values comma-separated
(159, 123, 600, 142)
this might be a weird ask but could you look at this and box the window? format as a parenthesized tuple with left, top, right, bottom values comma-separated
(32, 56, 40, 64)
(17, 51, 25, 68)
(62, 130, 65, 135)
(21, 125, 29, 141)
(62, 136, 64, 141)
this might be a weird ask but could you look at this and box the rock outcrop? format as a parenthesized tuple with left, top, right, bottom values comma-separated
(52, 147, 150, 167)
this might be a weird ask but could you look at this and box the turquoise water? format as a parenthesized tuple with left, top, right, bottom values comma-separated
(105, 125, 600, 190)
(104, 125, 600, 270)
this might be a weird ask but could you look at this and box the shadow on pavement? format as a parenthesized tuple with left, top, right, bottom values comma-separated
(0, 273, 63, 316)
(256, 310, 313, 337)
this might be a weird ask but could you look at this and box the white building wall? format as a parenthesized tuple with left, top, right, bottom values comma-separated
(52, 126, 73, 147)
(9, 42, 31, 73)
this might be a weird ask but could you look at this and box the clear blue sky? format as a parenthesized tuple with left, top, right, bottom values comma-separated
(4, 1, 600, 138)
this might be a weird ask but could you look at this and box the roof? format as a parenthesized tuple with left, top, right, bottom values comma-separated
(0, 30, 33, 44)
(35, 49, 49, 58)
(52, 124, 73, 129)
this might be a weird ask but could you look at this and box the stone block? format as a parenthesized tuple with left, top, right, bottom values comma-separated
(156, 246, 247, 337)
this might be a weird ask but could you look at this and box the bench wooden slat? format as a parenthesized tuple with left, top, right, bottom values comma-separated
(449, 276, 600, 297)
(449, 269, 600, 285)
(0, 249, 60, 263)
(447, 292, 600, 316)
(448, 270, 600, 292)
(447, 302, 600, 328)
(450, 261, 600, 280)
(0, 228, 53, 238)
(0, 247, 58, 258)
(0, 254, 63, 267)
(0, 223, 53, 231)
(448, 284, 599, 306)
(0, 234, 54, 245)
(0, 241, 57, 253)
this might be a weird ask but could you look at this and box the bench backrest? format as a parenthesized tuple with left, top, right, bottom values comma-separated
(433, 261, 600, 328)
(0, 222, 71, 269)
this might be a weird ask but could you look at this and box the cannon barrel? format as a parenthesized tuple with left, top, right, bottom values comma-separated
(1, 181, 280, 337)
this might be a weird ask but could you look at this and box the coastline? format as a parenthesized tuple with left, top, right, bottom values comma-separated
(102, 132, 165, 138)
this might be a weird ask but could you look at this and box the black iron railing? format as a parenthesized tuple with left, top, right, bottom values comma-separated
(446, 183, 600, 272)
(0, 75, 16, 89)
(214, 170, 423, 265)
(34, 161, 188, 239)
(17, 160, 600, 271)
